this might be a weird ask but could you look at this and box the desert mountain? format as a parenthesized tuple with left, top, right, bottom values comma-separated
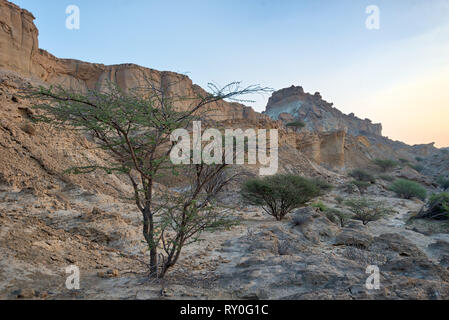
(265, 85, 382, 136)
(0, 0, 442, 174)
(1, 0, 449, 300)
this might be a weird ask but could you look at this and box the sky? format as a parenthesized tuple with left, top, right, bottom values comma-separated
(13, 0, 449, 147)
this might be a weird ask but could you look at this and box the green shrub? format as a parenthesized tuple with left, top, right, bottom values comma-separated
(372, 159, 399, 172)
(399, 158, 410, 164)
(415, 156, 424, 162)
(349, 169, 375, 183)
(242, 174, 324, 221)
(344, 198, 390, 225)
(310, 178, 333, 194)
(437, 177, 449, 190)
(286, 120, 306, 130)
(409, 164, 425, 173)
(326, 208, 352, 227)
(312, 201, 328, 212)
(351, 180, 371, 194)
(424, 193, 449, 220)
(389, 179, 427, 200)
(379, 174, 395, 182)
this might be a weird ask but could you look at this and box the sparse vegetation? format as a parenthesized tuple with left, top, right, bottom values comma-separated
(28, 80, 268, 278)
(372, 158, 399, 172)
(415, 156, 424, 162)
(349, 169, 375, 183)
(286, 120, 306, 131)
(398, 158, 410, 164)
(389, 179, 427, 200)
(420, 193, 449, 220)
(312, 201, 327, 212)
(379, 174, 395, 182)
(326, 208, 351, 227)
(345, 198, 390, 225)
(310, 178, 333, 194)
(409, 164, 425, 173)
(242, 174, 325, 221)
(437, 176, 449, 191)
(351, 180, 371, 194)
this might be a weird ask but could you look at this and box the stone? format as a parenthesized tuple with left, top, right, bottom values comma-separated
(335, 230, 374, 249)
(265, 85, 382, 136)
(17, 288, 36, 299)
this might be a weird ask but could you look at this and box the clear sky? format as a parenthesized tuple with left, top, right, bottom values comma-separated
(13, 0, 449, 147)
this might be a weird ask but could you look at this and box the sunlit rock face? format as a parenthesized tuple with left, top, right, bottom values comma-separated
(0, 0, 38, 76)
(264, 85, 382, 137)
(0, 0, 444, 174)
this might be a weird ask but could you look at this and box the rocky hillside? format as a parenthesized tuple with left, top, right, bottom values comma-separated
(0, 0, 266, 124)
(264, 85, 382, 136)
(1, 0, 443, 172)
(1, 0, 449, 301)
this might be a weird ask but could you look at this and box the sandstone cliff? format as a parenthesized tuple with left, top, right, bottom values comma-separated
(0, 0, 442, 173)
(2, 0, 449, 301)
(0, 0, 348, 172)
(264, 85, 382, 137)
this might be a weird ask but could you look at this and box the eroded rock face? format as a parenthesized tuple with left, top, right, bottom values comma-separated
(3, 0, 444, 172)
(0, 1, 39, 77)
(265, 85, 382, 136)
(295, 130, 347, 169)
(0, 0, 267, 125)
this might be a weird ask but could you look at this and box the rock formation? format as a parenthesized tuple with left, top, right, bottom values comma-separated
(2, 0, 439, 172)
(265, 85, 382, 136)
(1, 0, 449, 301)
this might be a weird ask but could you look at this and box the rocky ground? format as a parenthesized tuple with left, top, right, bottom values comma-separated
(0, 0, 448, 300)
(1, 61, 448, 302)
(1, 178, 448, 300)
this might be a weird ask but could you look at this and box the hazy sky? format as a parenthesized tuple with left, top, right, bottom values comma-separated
(13, 0, 449, 147)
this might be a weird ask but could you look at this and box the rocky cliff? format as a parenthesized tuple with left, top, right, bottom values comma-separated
(264, 85, 382, 137)
(0, 0, 267, 124)
(0, 0, 442, 173)
(0, 0, 38, 77)
(2, 0, 449, 301)
(0, 0, 352, 172)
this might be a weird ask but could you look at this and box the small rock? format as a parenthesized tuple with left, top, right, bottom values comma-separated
(111, 269, 120, 277)
(17, 288, 36, 299)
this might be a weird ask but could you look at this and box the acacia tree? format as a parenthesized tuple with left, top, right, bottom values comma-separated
(241, 174, 324, 221)
(27, 79, 269, 278)
(372, 159, 398, 172)
(344, 198, 390, 225)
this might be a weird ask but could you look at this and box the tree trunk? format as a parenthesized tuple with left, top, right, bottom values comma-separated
(143, 206, 158, 277)
(159, 242, 184, 278)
